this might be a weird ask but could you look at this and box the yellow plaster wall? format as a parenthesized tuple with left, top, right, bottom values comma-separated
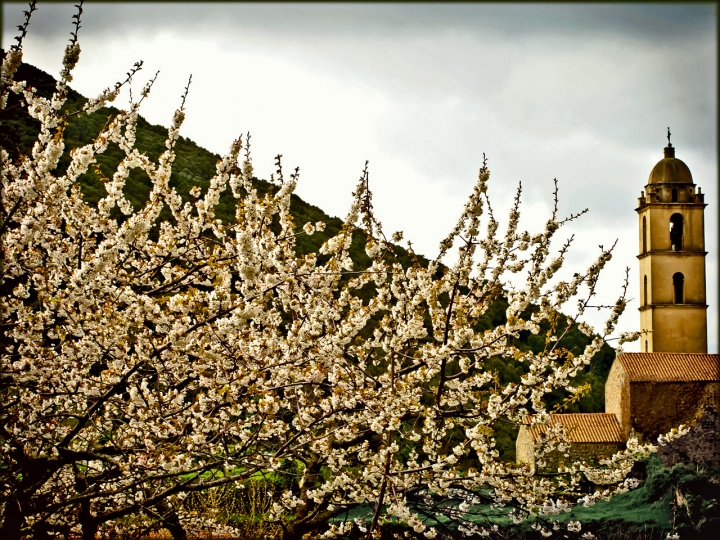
(641, 204, 705, 253)
(644, 306, 708, 353)
(640, 253, 706, 304)
(637, 198, 707, 352)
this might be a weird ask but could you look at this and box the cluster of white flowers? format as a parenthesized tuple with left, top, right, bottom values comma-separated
(0, 4, 660, 539)
(657, 424, 692, 447)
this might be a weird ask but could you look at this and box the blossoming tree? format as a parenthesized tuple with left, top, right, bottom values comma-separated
(1, 3, 657, 540)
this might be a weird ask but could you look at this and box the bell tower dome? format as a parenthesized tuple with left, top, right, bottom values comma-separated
(636, 129, 708, 353)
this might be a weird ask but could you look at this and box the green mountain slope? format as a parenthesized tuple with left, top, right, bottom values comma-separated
(0, 56, 427, 271)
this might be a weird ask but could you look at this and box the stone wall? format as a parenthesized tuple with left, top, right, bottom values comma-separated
(515, 426, 534, 467)
(605, 362, 630, 437)
(539, 442, 626, 471)
(657, 408, 720, 467)
(630, 381, 719, 440)
(522, 442, 625, 473)
(515, 427, 625, 471)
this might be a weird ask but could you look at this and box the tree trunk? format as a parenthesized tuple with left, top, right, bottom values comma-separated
(32, 520, 52, 540)
(80, 499, 98, 540)
(157, 501, 187, 540)
(0, 497, 23, 540)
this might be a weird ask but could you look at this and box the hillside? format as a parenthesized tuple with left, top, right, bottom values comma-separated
(0, 55, 617, 461)
(1, 57, 433, 271)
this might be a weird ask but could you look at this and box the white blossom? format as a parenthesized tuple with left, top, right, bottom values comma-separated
(0, 5, 662, 539)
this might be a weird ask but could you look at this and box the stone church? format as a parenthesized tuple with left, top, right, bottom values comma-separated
(517, 134, 720, 470)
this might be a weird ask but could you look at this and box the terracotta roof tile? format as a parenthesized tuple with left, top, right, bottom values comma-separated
(616, 353, 719, 382)
(523, 413, 624, 443)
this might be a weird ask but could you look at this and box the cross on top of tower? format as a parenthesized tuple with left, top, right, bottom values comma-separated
(663, 127, 675, 158)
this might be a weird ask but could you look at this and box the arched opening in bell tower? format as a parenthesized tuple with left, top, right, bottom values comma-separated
(671, 188, 678, 202)
(642, 216, 647, 253)
(670, 213, 684, 251)
(673, 272, 684, 304)
(644, 275, 648, 306)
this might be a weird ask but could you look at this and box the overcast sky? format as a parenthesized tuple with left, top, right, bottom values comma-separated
(3, 2, 717, 352)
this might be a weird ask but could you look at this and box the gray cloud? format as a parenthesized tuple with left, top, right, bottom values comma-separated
(4, 3, 715, 43)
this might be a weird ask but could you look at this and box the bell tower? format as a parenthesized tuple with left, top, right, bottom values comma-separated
(636, 129, 708, 353)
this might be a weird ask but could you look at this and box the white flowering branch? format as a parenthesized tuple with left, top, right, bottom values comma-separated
(0, 6, 654, 540)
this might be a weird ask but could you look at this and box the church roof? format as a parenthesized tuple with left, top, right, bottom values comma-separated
(523, 413, 624, 443)
(647, 142, 694, 185)
(616, 353, 720, 382)
(648, 157, 694, 185)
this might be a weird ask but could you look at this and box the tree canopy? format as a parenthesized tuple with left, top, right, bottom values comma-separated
(0, 4, 660, 540)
